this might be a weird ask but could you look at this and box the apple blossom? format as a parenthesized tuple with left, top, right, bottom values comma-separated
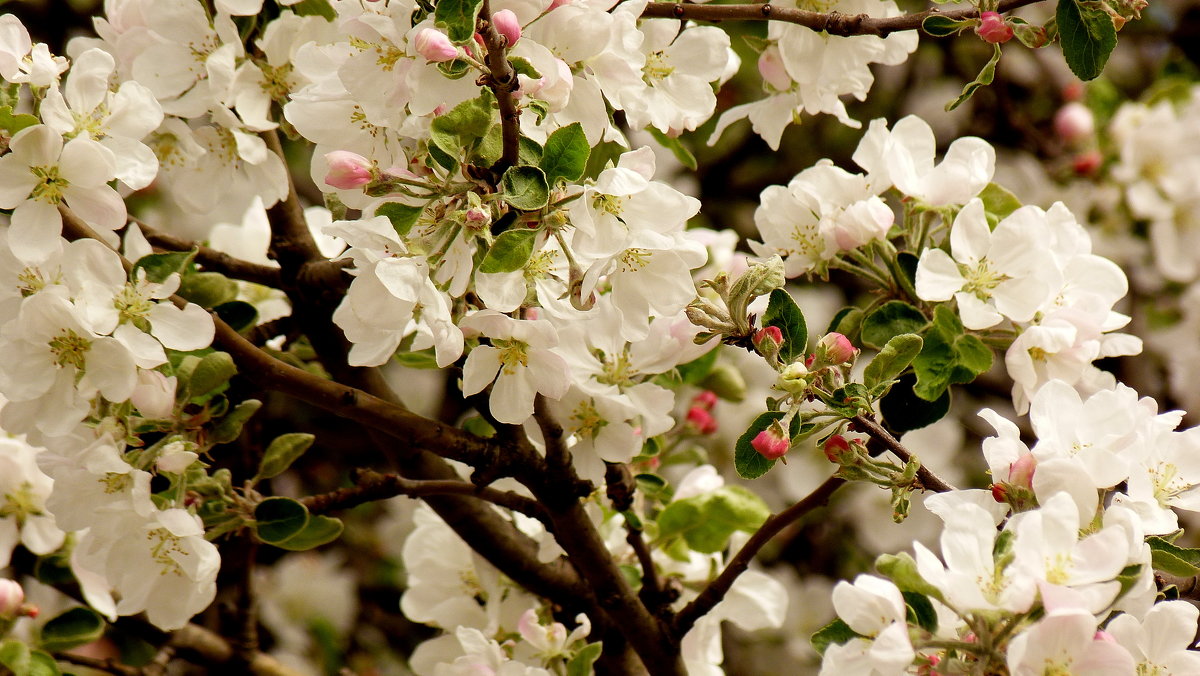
(976, 12, 1014, 44)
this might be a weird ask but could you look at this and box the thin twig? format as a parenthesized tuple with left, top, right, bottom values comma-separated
(55, 653, 143, 676)
(302, 469, 551, 524)
(673, 475, 846, 638)
(132, 217, 284, 288)
(640, 0, 1044, 37)
(852, 413, 956, 493)
(479, 0, 521, 172)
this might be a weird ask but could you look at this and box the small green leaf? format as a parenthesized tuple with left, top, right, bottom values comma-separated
(540, 122, 589, 185)
(376, 202, 425, 237)
(0, 640, 30, 674)
(132, 250, 197, 284)
(500, 165, 550, 210)
(509, 56, 542, 79)
(430, 91, 496, 157)
(474, 124, 504, 167)
(255, 433, 316, 482)
(271, 514, 344, 551)
(40, 607, 105, 653)
(393, 347, 441, 369)
(1057, 0, 1117, 81)
(187, 351, 237, 398)
(811, 618, 861, 656)
(734, 411, 801, 479)
(210, 399, 261, 444)
(0, 105, 41, 136)
(213, 301, 258, 333)
(762, 289, 808, 363)
(946, 43, 1002, 112)
(903, 592, 938, 633)
(861, 301, 927, 350)
(26, 651, 59, 676)
(864, 334, 923, 391)
(876, 552, 946, 602)
(479, 228, 537, 273)
(879, 372, 951, 435)
(518, 135, 544, 165)
(826, 307, 864, 345)
(912, 306, 993, 401)
(921, 14, 974, 36)
(177, 271, 238, 308)
(254, 496, 310, 544)
(979, 182, 1023, 221)
(567, 642, 603, 676)
(434, 0, 484, 44)
(676, 346, 719, 385)
(657, 486, 770, 553)
(1148, 536, 1200, 577)
(647, 127, 698, 170)
(437, 58, 472, 80)
(290, 0, 336, 20)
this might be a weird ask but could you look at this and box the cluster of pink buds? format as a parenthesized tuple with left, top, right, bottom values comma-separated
(686, 390, 719, 435)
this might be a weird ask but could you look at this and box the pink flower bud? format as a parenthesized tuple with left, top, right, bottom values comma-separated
(1054, 102, 1095, 143)
(1073, 150, 1102, 176)
(823, 435, 851, 463)
(0, 580, 23, 618)
(976, 12, 1013, 43)
(990, 483, 1008, 503)
(757, 46, 791, 92)
(691, 390, 718, 410)
(414, 28, 459, 63)
(754, 326, 783, 349)
(1007, 453, 1036, 489)
(686, 406, 718, 435)
(324, 150, 373, 190)
(752, 423, 790, 461)
(465, 207, 489, 224)
(818, 332, 857, 364)
(491, 9, 521, 46)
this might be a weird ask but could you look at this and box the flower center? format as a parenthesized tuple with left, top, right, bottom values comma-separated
(643, 50, 674, 83)
(495, 339, 529, 375)
(29, 165, 69, 204)
(48, 328, 91, 369)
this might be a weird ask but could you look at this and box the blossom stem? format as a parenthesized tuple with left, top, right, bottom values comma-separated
(673, 475, 847, 638)
(852, 413, 956, 492)
(639, 0, 1044, 37)
(479, 0, 521, 173)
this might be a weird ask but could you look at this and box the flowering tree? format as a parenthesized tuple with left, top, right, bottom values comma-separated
(1, 0, 1198, 674)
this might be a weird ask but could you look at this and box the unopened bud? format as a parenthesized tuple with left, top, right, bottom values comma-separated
(1054, 102, 1094, 143)
(491, 9, 521, 46)
(0, 580, 23, 618)
(779, 361, 810, 394)
(1073, 150, 1102, 176)
(699, 365, 747, 403)
(752, 423, 790, 461)
(823, 434, 851, 463)
(691, 390, 718, 411)
(686, 406, 718, 435)
(976, 12, 1013, 43)
(324, 150, 373, 190)
(753, 325, 784, 361)
(757, 46, 791, 92)
(817, 332, 857, 365)
(414, 28, 459, 62)
(465, 207, 489, 225)
(131, 369, 177, 419)
(1008, 453, 1036, 489)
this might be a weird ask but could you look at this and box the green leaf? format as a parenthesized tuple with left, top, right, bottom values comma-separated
(290, 0, 337, 20)
(921, 14, 973, 36)
(271, 514, 344, 551)
(479, 228, 537, 273)
(393, 347, 441, 369)
(39, 607, 105, 653)
(826, 307, 864, 345)
(978, 182, 1023, 221)
(567, 642, 603, 676)
(912, 306, 993, 401)
(864, 334, 923, 392)
(647, 127, 698, 170)
(187, 351, 237, 398)
(254, 496, 310, 544)
(860, 301, 927, 350)
(474, 124, 504, 167)
(946, 43, 1002, 112)
(734, 411, 801, 479)
(539, 122, 589, 185)
(518, 135, 544, 165)
(430, 91, 496, 157)
(879, 372, 951, 435)
(177, 271, 238, 308)
(0, 106, 41, 136)
(0, 640, 30, 674)
(657, 486, 769, 553)
(811, 618, 861, 656)
(676, 346, 719, 385)
(213, 301, 258, 333)
(434, 0, 484, 44)
(376, 202, 425, 237)
(762, 289, 808, 363)
(698, 364, 746, 403)
(132, 250, 197, 284)
(210, 399, 262, 444)
(500, 165, 550, 211)
(1148, 536, 1200, 577)
(903, 592, 938, 633)
(437, 58, 472, 80)
(1057, 0, 1117, 81)
(255, 433, 316, 482)
(509, 56, 542, 79)
(876, 552, 946, 602)
(26, 651, 59, 676)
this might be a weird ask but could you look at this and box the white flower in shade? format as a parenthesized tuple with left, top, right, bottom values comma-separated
(39, 48, 165, 190)
(0, 15, 67, 86)
(0, 437, 64, 568)
(38, 433, 154, 532)
(853, 116, 995, 206)
(820, 575, 914, 676)
(1106, 601, 1200, 675)
(915, 199, 1059, 330)
(461, 311, 571, 425)
(0, 125, 125, 262)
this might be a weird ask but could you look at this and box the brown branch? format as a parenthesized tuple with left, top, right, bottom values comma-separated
(535, 394, 570, 470)
(170, 624, 306, 676)
(640, 0, 1045, 37)
(479, 0, 521, 172)
(302, 468, 550, 523)
(853, 413, 956, 493)
(132, 217, 284, 288)
(673, 475, 846, 638)
(262, 128, 323, 268)
(54, 653, 144, 676)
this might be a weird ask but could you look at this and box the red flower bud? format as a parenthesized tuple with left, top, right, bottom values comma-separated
(823, 434, 851, 463)
(752, 424, 790, 461)
(686, 406, 718, 435)
(976, 12, 1014, 43)
(691, 390, 718, 411)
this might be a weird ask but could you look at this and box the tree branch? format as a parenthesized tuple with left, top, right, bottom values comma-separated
(640, 0, 1044, 37)
(131, 217, 284, 288)
(852, 413, 956, 493)
(302, 468, 550, 524)
(672, 475, 846, 638)
(479, 0, 521, 172)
